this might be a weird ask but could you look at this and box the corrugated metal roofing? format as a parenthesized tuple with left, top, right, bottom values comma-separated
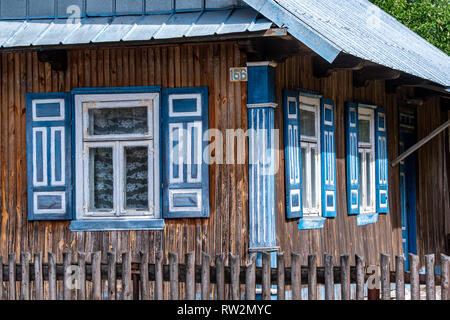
(0, 7, 272, 48)
(244, 0, 450, 87)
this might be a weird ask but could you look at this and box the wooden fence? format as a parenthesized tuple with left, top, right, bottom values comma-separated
(0, 251, 448, 300)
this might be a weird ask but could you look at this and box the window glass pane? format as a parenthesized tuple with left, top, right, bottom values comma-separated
(359, 151, 364, 208)
(311, 148, 316, 208)
(366, 152, 372, 208)
(124, 146, 149, 210)
(358, 119, 371, 143)
(88, 107, 148, 135)
(301, 147, 307, 209)
(89, 147, 114, 211)
(300, 109, 316, 138)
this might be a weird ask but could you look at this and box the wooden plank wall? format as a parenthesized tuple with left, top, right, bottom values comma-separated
(416, 96, 450, 262)
(0, 41, 446, 278)
(273, 55, 404, 267)
(0, 42, 249, 272)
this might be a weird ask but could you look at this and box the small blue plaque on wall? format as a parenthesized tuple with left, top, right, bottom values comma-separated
(229, 67, 248, 82)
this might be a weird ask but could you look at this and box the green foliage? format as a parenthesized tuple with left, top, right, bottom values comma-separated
(370, 0, 450, 55)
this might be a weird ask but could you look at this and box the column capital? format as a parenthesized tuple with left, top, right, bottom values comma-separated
(246, 61, 278, 68)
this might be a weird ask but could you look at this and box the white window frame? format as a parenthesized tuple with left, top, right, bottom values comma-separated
(299, 95, 321, 217)
(358, 107, 376, 214)
(75, 93, 160, 221)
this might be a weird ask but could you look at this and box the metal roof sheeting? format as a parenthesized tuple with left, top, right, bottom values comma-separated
(244, 0, 450, 87)
(0, 7, 273, 48)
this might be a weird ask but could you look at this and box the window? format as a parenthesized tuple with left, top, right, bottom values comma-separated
(283, 90, 337, 226)
(26, 87, 210, 229)
(299, 96, 321, 216)
(74, 93, 160, 220)
(357, 108, 375, 214)
(345, 102, 389, 223)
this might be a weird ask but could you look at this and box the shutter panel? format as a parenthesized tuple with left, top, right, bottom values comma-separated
(162, 87, 209, 218)
(375, 107, 389, 213)
(26, 93, 72, 220)
(345, 102, 360, 215)
(320, 98, 337, 217)
(283, 90, 302, 219)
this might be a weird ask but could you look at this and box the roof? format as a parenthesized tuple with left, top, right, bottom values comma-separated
(244, 0, 450, 87)
(0, 5, 272, 47)
(0, 0, 448, 88)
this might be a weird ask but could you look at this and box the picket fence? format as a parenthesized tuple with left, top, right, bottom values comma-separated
(0, 251, 448, 300)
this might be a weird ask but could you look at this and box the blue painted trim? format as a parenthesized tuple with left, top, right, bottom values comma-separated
(71, 86, 162, 94)
(243, 0, 341, 62)
(161, 86, 210, 219)
(26, 92, 73, 221)
(70, 219, 165, 231)
(356, 213, 378, 226)
(320, 98, 337, 218)
(298, 217, 326, 230)
(282, 90, 302, 219)
(375, 107, 389, 214)
(247, 64, 276, 104)
(345, 102, 359, 215)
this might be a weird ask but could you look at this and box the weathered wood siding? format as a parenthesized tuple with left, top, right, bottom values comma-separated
(274, 55, 403, 267)
(0, 42, 249, 267)
(416, 96, 450, 261)
(0, 42, 447, 273)
(273, 56, 447, 267)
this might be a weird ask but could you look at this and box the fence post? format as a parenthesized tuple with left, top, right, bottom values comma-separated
(92, 251, 101, 300)
(0, 255, 3, 300)
(230, 253, 240, 300)
(185, 252, 195, 300)
(324, 254, 334, 300)
(380, 253, 390, 300)
(262, 252, 271, 300)
(277, 252, 285, 300)
(340, 254, 350, 300)
(140, 251, 150, 300)
(122, 252, 132, 300)
(34, 253, 43, 300)
(8, 253, 16, 300)
(355, 254, 364, 300)
(107, 251, 116, 300)
(409, 253, 419, 300)
(48, 252, 56, 300)
(20, 252, 30, 300)
(216, 253, 225, 300)
(441, 254, 449, 300)
(395, 255, 405, 300)
(77, 252, 86, 300)
(291, 252, 301, 300)
(63, 251, 72, 300)
(169, 252, 179, 300)
(425, 254, 435, 300)
(245, 253, 256, 300)
(308, 254, 317, 300)
(155, 251, 163, 300)
(201, 252, 211, 300)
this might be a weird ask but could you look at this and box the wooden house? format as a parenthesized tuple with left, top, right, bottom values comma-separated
(0, 0, 448, 287)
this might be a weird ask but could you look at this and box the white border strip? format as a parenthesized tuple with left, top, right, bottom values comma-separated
(32, 99, 64, 121)
(50, 127, 65, 186)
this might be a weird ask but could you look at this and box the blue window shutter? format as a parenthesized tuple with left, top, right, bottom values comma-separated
(162, 87, 210, 218)
(26, 92, 72, 221)
(283, 90, 302, 219)
(345, 102, 359, 215)
(375, 107, 389, 213)
(320, 98, 337, 217)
